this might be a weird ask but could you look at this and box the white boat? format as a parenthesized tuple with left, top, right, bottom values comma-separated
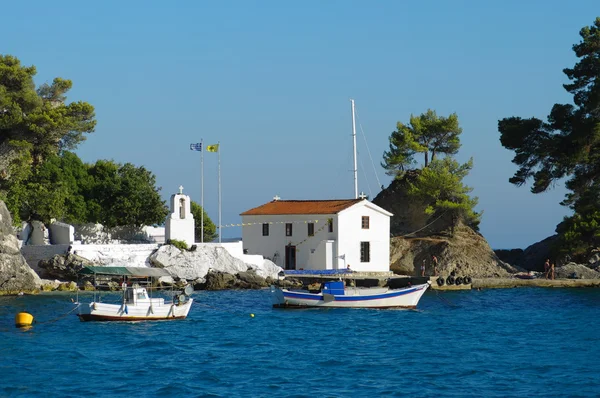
(76, 266, 193, 322)
(271, 280, 430, 309)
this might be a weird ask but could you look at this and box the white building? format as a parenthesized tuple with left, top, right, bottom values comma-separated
(240, 198, 393, 272)
(164, 186, 195, 247)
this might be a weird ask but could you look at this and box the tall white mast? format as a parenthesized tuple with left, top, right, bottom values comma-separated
(351, 98, 358, 199)
(201, 138, 204, 243)
(218, 141, 221, 243)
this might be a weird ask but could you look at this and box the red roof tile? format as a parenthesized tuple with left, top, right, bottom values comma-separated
(240, 199, 362, 216)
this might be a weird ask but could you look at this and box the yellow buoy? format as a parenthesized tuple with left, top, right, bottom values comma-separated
(250, 313, 255, 318)
(15, 312, 34, 328)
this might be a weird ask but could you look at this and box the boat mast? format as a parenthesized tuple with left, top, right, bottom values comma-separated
(351, 98, 358, 199)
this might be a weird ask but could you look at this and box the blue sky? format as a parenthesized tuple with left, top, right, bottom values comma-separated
(2, 1, 598, 249)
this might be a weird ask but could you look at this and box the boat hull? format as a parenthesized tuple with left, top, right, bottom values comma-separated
(77, 299, 193, 322)
(271, 284, 429, 309)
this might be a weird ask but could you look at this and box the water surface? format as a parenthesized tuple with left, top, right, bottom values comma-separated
(1, 288, 599, 397)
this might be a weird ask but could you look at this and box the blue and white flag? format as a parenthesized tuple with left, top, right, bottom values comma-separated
(190, 143, 202, 151)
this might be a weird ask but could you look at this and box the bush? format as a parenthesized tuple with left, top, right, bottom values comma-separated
(167, 239, 188, 251)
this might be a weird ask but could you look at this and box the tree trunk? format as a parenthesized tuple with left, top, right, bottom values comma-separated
(424, 151, 429, 167)
(431, 150, 436, 163)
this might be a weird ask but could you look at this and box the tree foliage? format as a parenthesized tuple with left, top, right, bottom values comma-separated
(85, 161, 169, 228)
(190, 201, 218, 242)
(498, 17, 600, 253)
(0, 55, 96, 170)
(407, 158, 480, 231)
(382, 109, 478, 233)
(383, 109, 462, 176)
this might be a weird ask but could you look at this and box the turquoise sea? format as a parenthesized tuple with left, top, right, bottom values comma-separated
(1, 287, 599, 397)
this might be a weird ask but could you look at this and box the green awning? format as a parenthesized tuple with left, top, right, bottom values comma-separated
(79, 266, 171, 278)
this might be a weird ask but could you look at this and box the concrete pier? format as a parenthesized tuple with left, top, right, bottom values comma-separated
(472, 278, 600, 289)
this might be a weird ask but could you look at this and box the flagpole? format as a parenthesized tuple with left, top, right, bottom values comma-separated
(201, 138, 204, 243)
(218, 141, 221, 243)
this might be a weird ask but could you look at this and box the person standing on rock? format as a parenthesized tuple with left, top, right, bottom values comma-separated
(421, 259, 426, 277)
(544, 259, 550, 279)
(432, 256, 439, 276)
(550, 263, 555, 280)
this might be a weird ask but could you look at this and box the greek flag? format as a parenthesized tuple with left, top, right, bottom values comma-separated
(190, 143, 202, 151)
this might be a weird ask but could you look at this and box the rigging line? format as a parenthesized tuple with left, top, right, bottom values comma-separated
(358, 153, 373, 198)
(354, 107, 383, 189)
(400, 211, 449, 237)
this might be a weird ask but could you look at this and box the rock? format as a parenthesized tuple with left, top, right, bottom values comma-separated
(203, 271, 237, 290)
(236, 270, 269, 289)
(555, 262, 600, 279)
(38, 253, 94, 281)
(0, 200, 41, 294)
(149, 244, 282, 284)
(389, 223, 519, 277)
(57, 281, 77, 291)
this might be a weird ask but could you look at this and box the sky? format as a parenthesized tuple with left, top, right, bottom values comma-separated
(2, 0, 598, 249)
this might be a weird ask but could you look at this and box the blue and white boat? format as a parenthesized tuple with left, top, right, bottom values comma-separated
(271, 280, 430, 309)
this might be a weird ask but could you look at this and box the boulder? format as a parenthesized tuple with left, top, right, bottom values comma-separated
(149, 244, 282, 284)
(0, 200, 41, 294)
(555, 262, 600, 279)
(38, 253, 94, 281)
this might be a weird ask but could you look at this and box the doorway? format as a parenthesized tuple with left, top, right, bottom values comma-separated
(285, 245, 296, 270)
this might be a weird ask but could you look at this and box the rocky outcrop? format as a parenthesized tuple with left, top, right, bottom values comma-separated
(495, 235, 558, 271)
(0, 200, 41, 294)
(389, 223, 519, 277)
(149, 244, 282, 288)
(373, 177, 518, 278)
(38, 253, 95, 281)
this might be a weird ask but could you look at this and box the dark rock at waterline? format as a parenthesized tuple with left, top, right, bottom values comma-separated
(199, 269, 270, 290)
(38, 253, 94, 281)
(0, 200, 40, 293)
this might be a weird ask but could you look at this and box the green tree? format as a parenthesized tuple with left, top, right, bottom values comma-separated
(383, 109, 461, 176)
(190, 201, 218, 242)
(407, 158, 480, 232)
(497, 18, 600, 254)
(5, 152, 90, 224)
(86, 161, 168, 228)
(0, 54, 95, 224)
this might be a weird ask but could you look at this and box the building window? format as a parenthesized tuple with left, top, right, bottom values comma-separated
(308, 223, 314, 236)
(285, 223, 293, 236)
(262, 223, 269, 236)
(328, 219, 333, 233)
(361, 216, 370, 229)
(360, 241, 370, 262)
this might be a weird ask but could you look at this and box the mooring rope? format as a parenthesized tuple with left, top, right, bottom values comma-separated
(35, 304, 81, 325)
(433, 289, 458, 308)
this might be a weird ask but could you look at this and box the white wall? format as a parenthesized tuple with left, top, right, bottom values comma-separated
(49, 222, 74, 244)
(337, 203, 390, 272)
(200, 241, 266, 268)
(242, 214, 337, 270)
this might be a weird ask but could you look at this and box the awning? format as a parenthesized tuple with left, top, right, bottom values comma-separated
(79, 266, 171, 278)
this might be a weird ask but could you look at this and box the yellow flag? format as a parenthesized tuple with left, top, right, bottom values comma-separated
(206, 144, 219, 152)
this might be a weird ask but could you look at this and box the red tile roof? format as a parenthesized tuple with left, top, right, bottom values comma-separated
(240, 199, 362, 216)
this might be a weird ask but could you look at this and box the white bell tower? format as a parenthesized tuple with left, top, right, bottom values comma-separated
(164, 185, 195, 247)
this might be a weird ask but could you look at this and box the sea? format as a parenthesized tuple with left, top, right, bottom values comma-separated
(1, 287, 599, 397)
